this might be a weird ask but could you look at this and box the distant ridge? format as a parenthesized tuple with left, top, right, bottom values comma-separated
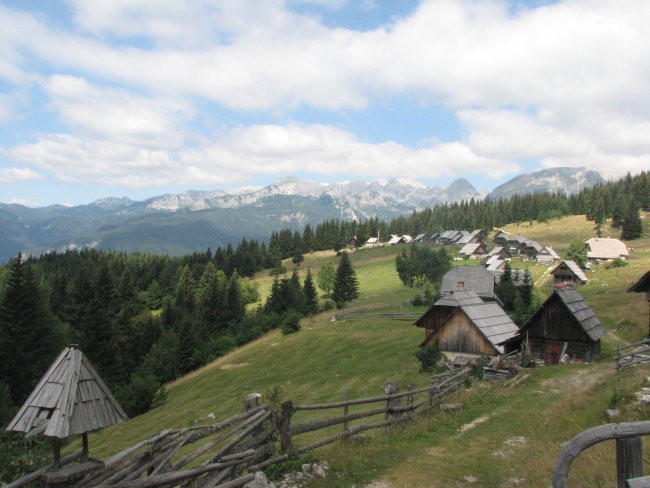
(0, 168, 605, 261)
(488, 167, 604, 200)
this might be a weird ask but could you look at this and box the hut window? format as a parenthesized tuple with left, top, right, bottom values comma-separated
(456, 281, 465, 290)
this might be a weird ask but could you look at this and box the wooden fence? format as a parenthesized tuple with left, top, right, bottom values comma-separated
(552, 421, 650, 488)
(615, 339, 650, 370)
(8, 370, 468, 488)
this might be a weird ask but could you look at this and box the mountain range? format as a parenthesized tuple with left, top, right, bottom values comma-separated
(0, 167, 604, 262)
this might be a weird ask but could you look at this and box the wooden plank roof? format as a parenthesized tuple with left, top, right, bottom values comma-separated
(441, 265, 496, 299)
(457, 302, 519, 353)
(515, 289, 606, 343)
(585, 237, 629, 260)
(6, 347, 127, 439)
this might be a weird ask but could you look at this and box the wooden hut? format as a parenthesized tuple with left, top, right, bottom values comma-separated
(504, 289, 606, 364)
(493, 231, 509, 247)
(627, 269, 650, 336)
(415, 290, 484, 340)
(585, 237, 629, 263)
(551, 260, 588, 286)
(421, 300, 519, 355)
(458, 242, 488, 259)
(6, 347, 128, 468)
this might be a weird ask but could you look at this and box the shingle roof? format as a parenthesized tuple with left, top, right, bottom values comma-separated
(457, 230, 483, 245)
(6, 347, 127, 439)
(459, 302, 520, 353)
(434, 290, 485, 307)
(586, 237, 629, 260)
(555, 289, 606, 341)
(441, 265, 496, 299)
(628, 269, 650, 292)
(459, 242, 485, 257)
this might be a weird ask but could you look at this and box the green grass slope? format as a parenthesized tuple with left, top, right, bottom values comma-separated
(85, 214, 650, 487)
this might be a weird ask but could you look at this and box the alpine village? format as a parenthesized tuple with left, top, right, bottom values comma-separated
(2, 171, 650, 488)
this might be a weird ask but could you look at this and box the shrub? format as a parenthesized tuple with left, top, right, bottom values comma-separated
(321, 299, 335, 311)
(604, 257, 628, 269)
(415, 339, 442, 372)
(280, 310, 302, 335)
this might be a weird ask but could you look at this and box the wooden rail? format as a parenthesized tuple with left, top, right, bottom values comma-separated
(10, 371, 469, 488)
(615, 339, 650, 370)
(552, 421, 650, 488)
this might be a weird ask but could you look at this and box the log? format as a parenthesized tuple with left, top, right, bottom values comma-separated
(616, 437, 643, 488)
(104, 455, 256, 488)
(171, 409, 267, 471)
(204, 411, 272, 465)
(289, 407, 385, 435)
(5, 451, 83, 488)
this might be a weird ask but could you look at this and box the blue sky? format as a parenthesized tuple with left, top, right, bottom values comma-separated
(1, 0, 649, 207)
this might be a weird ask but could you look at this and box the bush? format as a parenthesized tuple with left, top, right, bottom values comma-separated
(280, 310, 302, 335)
(116, 373, 167, 417)
(207, 334, 237, 359)
(415, 339, 442, 372)
(604, 257, 628, 269)
(321, 299, 335, 311)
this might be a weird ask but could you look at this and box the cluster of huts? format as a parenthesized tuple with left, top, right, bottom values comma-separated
(415, 265, 608, 366)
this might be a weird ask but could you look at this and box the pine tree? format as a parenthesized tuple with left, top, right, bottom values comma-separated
(303, 269, 319, 315)
(0, 254, 63, 404)
(495, 261, 517, 312)
(621, 199, 643, 240)
(566, 238, 588, 268)
(332, 252, 359, 308)
(175, 264, 196, 313)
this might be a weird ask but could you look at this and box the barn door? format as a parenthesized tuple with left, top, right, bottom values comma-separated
(545, 341, 563, 365)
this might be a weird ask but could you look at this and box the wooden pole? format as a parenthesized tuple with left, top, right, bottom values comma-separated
(343, 392, 349, 433)
(54, 438, 62, 467)
(616, 437, 643, 488)
(82, 432, 89, 462)
(279, 401, 293, 452)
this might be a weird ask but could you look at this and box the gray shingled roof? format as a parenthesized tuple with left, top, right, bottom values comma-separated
(441, 265, 496, 299)
(555, 289, 606, 341)
(586, 237, 629, 260)
(434, 290, 484, 307)
(459, 302, 519, 353)
(7, 347, 127, 439)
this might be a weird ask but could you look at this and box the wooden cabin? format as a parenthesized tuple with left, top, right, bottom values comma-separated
(627, 269, 650, 336)
(536, 246, 559, 265)
(521, 240, 543, 260)
(493, 231, 509, 247)
(484, 245, 511, 262)
(421, 301, 519, 355)
(551, 260, 588, 286)
(458, 242, 488, 259)
(415, 290, 484, 339)
(503, 289, 606, 364)
(585, 237, 629, 263)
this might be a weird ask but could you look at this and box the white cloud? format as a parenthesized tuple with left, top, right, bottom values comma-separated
(0, 0, 649, 188)
(44, 75, 192, 146)
(9, 124, 517, 188)
(0, 167, 43, 183)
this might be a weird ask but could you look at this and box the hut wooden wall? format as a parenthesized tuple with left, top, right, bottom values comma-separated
(552, 263, 578, 284)
(417, 305, 455, 336)
(425, 309, 496, 355)
(525, 295, 599, 362)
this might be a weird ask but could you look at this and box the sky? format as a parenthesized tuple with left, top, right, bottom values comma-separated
(1, 0, 649, 207)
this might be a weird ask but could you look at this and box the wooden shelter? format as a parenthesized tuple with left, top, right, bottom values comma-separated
(551, 260, 589, 286)
(415, 290, 484, 340)
(504, 289, 606, 364)
(421, 300, 519, 355)
(628, 269, 650, 336)
(458, 242, 488, 259)
(493, 231, 509, 247)
(6, 347, 127, 466)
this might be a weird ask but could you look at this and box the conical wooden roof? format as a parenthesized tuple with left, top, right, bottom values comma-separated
(6, 347, 127, 439)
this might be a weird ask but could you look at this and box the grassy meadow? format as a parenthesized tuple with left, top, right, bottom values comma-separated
(82, 213, 649, 487)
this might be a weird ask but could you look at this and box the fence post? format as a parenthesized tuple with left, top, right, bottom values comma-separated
(382, 381, 400, 422)
(343, 392, 349, 433)
(616, 437, 643, 488)
(407, 384, 414, 417)
(279, 401, 293, 452)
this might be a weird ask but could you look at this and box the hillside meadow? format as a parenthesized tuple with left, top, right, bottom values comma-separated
(80, 214, 649, 487)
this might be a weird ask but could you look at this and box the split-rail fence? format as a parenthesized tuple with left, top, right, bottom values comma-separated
(8, 370, 468, 488)
(615, 338, 650, 370)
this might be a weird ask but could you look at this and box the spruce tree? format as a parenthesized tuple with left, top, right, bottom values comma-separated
(495, 261, 517, 312)
(332, 252, 359, 308)
(621, 200, 643, 240)
(303, 269, 319, 315)
(0, 254, 63, 404)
